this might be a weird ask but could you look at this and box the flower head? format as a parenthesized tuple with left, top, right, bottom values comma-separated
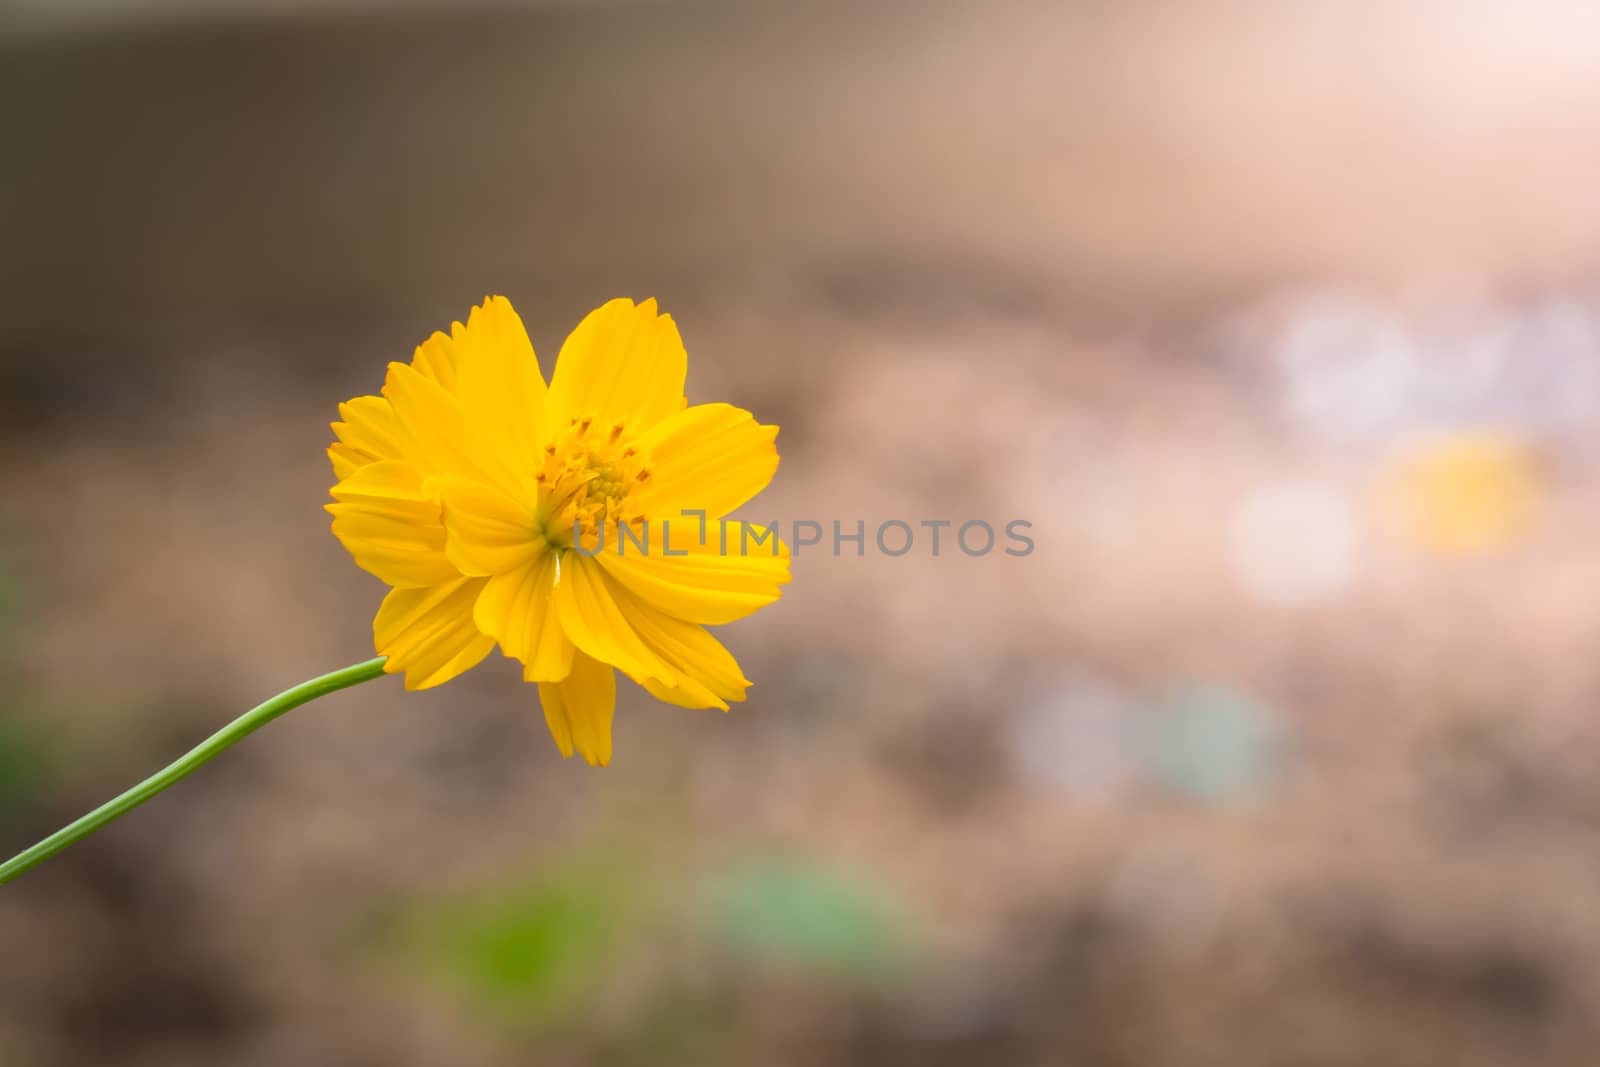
(327, 297, 789, 764)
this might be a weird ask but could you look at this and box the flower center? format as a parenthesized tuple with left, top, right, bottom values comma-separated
(536, 415, 652, 548)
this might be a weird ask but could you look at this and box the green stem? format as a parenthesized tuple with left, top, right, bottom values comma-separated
(0, 657, 389, 887)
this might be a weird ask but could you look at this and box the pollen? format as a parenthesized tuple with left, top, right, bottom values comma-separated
(538, 413, 652, 547)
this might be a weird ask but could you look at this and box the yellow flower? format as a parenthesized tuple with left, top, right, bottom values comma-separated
(326, 296, 790, 765)
(1380, 429, 1542, 555)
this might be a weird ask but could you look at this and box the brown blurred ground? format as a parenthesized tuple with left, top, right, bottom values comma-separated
(5, 3, 1600, 1066)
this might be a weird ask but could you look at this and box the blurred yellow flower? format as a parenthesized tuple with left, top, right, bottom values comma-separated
(1382, 429, 1543, 555)
(327, 297, 789, 765)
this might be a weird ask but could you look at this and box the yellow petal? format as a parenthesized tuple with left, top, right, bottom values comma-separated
(622, 593, 751, 710)
(382, 361, 492, 485)
(410, 329, 461, 393)
(455, 296, 548, 479)
(472, 552, 576, 682)
(329, 394, 404, 476)
(328, 443, 366, 482)
(552, 554, 679, 686)
(631, 403, 779, 520)
(439, 476, 544, 577)
(375, 577, 495, 690)
(327, 460, 458, 588)
(597, 520, 790, 625)
(546, 298, 686, 435)
(640, 676, 728, 710)
(537, 651, 617, 765)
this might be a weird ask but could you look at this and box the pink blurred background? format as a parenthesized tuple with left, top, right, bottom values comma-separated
(5, 3, 1600, 1065)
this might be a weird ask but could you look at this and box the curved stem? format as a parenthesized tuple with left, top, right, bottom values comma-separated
(0, 657, 389, 887)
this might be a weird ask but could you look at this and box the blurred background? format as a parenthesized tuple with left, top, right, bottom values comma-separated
(7, 1, 1600, 1064)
